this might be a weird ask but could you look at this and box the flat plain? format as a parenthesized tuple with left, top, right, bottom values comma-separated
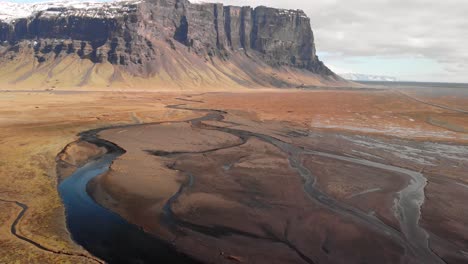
(0, 86, 467, 263)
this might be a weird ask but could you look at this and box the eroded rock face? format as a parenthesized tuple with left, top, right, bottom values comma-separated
(0, 0, 335, 81)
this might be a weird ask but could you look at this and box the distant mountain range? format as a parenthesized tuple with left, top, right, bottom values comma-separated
(339, 73, 397, 82)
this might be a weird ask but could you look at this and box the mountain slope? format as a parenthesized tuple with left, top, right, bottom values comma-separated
(0, 0, 345, 90)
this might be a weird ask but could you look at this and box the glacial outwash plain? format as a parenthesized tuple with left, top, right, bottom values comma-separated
(0, 0, 467, 263)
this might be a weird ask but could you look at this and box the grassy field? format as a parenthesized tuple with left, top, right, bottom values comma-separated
(0, 91, 198, 263)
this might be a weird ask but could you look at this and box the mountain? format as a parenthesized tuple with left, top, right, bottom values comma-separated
(0, 0, 344, 89)
(339, 73, 397, 82)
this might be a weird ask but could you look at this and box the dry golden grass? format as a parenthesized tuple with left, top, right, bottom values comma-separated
(0, 47, 350, 91)
(0, 91, 199, 263)
(0, 89, 466, 263)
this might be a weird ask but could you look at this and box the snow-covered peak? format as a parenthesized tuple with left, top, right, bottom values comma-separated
(339, 73, 398, 82)
(0, 0, 141, 23)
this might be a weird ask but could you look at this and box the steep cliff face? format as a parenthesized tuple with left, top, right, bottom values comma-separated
(0, 0, 340, 89)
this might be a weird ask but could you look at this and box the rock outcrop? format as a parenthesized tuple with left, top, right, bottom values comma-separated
(0, 0, 341, 89)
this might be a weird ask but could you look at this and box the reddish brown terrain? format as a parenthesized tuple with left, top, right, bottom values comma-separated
(1, 1, 465, 263)
(79, 89, 468, 263)
(1, 87, 467, 263)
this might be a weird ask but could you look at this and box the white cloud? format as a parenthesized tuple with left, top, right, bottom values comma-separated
(203, 0, 468, 82)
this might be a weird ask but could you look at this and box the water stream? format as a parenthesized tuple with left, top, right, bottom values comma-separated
(58, 145, 199, 263)
(57, 103, 444, 263)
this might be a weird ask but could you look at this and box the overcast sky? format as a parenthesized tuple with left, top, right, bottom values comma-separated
(200, 0, 467, 83)
(8, 0, 468, 83)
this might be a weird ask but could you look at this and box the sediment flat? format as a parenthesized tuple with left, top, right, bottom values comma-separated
(1, 88, 467, 263)
(91, 90, 467, 263)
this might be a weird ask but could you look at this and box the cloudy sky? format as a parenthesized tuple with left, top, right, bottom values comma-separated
(203, 0, 468, 83)
(7, 0, 468, 82)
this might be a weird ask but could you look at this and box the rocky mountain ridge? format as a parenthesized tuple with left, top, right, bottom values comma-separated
(0, 0, 342, 89)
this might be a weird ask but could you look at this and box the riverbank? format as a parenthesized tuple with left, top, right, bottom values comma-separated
(0, 91, 199, 263)
(0, 88, 467, 263)
(87, 94, 466, 263)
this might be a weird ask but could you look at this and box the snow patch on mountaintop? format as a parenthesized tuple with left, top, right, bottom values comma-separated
(0, 0, 141, 22)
